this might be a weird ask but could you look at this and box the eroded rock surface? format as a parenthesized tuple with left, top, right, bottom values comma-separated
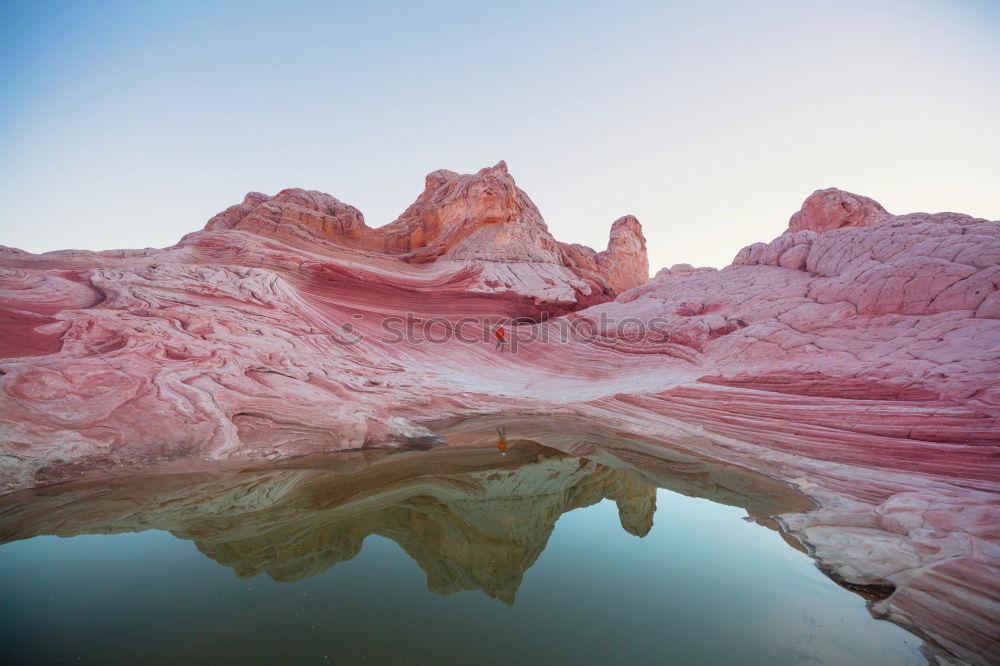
(203, 161, 648, 308)
(0, 168, 997, 663)
(787, 187, 892, 234)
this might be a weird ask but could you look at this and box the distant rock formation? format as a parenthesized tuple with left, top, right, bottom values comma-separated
(787, 187, 891, 233)
(204, 161, 648, 312)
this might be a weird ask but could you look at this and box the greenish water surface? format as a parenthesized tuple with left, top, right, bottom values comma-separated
(0, 442, 924, 665)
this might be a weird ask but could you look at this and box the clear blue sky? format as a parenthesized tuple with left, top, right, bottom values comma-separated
(1, 0, 998, 271)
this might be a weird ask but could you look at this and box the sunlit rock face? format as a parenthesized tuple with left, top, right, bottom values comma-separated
(0, 167, 998, 664)
(203, 161, 648, 307)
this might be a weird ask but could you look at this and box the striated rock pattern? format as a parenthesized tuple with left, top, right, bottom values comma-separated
(0, 168, 998, 663)
(203, 161, 648, 309)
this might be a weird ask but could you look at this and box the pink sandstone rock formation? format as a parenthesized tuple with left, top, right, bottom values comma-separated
(0, 168, 997, 663)
(787, 187, 892, 233)
(203, 161, 648, 313)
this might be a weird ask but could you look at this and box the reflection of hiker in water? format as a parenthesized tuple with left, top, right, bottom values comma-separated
(496, 426, 507, 455)
(494, 326, 507, 351)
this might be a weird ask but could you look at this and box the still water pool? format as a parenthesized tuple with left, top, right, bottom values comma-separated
(0, 442, 924, 665)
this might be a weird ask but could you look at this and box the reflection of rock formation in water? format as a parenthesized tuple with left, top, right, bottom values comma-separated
(0, 444, 658, 604)
(375, 458, 654, 603)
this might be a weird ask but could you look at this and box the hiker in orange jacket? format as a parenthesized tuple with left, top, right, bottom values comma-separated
(494, 326, 507, 351)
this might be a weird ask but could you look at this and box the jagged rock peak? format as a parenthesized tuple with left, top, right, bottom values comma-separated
(596, 215, 649, 291)
(199, 162, 650, 294)
(607, 215, 646, 258)
(379, 160, 551, 262)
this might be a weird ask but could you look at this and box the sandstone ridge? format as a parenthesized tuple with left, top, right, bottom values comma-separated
(204, 161, 648, 311)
